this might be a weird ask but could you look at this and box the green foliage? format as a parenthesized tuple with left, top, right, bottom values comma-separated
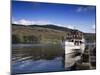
(84, 33, 96, 43)
(12, 35, 20, 44)
(23, 35, 39, 43)
(12, 24, 96, 44)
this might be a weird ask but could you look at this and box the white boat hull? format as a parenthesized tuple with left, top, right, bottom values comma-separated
(64, 41, 85, 68)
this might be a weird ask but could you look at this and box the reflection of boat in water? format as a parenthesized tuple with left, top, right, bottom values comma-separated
(64, 30, 85, 69)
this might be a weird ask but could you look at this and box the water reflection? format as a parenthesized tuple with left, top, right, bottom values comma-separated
(12, 44, 65, 74)
(12, 57, 64, 74)
(11, 43, 96, 74)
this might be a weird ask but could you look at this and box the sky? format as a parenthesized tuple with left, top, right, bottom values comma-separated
(12, 1, 96, 33)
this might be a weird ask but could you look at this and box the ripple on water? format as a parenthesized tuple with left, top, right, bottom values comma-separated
(11, 57, 64, 74)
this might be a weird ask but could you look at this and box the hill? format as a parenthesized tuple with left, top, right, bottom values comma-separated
(12, 24, 96, 44)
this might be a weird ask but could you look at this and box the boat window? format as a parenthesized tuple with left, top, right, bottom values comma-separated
(74, 41, 80, 45)
(71, 40, 73, 42)
(80, 41, 83, 44)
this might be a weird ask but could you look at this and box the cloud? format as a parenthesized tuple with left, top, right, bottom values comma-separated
(12, 19, 52, 25)
(13, 19, 95, 33)
(92, 24, 96, 30)
(34, 20, 52, 25)
(76, 6, 95, 12)
(12, 19, 35, 25)
(67, 25, 74, 29)
(12, 19, 76, 30)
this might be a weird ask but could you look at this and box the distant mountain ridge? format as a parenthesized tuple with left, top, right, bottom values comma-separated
(29, 24, 73, 32)
(12, 24, 79, 32)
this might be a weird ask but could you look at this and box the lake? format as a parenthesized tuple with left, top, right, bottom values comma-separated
(11, 44, 65, 74)
(11, 43, 96, 74)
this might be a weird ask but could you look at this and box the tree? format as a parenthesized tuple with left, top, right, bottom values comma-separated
(12, 34, 20, 44)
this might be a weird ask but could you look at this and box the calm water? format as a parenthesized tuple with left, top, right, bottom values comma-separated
(11, 44, 65, 74)
(11, 43, 96, 74)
